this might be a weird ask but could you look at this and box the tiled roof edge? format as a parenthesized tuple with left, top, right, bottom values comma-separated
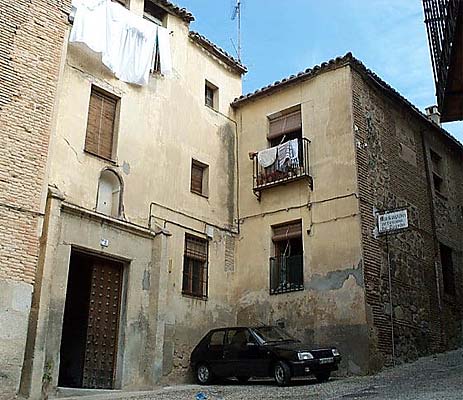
(232, 52, 463, 153)
(153, 0, 194, 23)
(189, 31, 247, 75)
(349, 56, 463, 153)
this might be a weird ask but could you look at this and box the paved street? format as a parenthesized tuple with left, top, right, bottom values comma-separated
(57, 348, 463, 400)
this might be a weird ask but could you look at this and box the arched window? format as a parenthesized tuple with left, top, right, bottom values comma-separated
(96, 169, 122, 217)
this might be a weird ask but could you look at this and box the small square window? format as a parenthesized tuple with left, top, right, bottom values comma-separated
(182, 234, 208, 299)
(191, 159, 209, 197)
(205, 81, 218, 109)
(143, 1, 167, 26)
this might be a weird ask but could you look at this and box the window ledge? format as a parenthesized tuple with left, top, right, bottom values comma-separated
(182, 292, 208, 301)
(270, 286, 304, 295)
(84, 149, 117, 164)
(191, 189, 209, 199)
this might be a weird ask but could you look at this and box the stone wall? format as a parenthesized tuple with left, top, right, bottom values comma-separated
(351, 66, 459, 370)
(0, 1, 69, 398)
(423, 124, 463, 350)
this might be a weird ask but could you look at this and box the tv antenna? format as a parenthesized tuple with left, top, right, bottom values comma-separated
(231, 0, 242, 61)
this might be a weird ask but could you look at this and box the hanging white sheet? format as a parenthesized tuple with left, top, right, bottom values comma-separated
(70, 0, 169, 85)
(157, 26, 173, 75)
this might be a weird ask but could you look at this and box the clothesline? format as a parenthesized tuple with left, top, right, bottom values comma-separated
(70, 0, 172, 86)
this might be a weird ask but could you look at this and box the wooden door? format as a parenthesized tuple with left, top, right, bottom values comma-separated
(82, 260, 122, 389)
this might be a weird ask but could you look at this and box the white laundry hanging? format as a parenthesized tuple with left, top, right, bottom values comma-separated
(257, 146, 278, 168)
(69, 0, 170, 86)
(157, 26, 173, 75)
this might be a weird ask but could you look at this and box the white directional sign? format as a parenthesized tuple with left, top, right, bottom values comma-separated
(377, 209, 408, 234)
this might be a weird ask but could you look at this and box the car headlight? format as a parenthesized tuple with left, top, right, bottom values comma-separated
(332, 348, 340, 357)
(297, 351, 314, 361)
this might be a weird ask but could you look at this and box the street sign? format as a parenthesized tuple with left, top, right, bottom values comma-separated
(377, 209, 408, 234)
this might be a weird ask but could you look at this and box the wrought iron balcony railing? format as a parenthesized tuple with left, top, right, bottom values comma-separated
(251, 137, 312, 200)
(270, 254, 304, 295)
(423, 0, 461, 115)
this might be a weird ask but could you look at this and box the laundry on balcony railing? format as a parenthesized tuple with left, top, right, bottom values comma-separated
(70, 0, 172, 85)
(252, 137, 311, 194)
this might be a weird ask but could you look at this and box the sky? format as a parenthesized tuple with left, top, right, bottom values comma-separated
(176, 0, 463, 143)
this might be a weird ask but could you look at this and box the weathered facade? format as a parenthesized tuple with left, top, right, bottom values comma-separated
(1, 1, 462, 399)
(0, 1, 71, 398)
(232, 55, 463, 375)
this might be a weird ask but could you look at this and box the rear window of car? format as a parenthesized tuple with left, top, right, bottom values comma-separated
(209, 330, 225, 346)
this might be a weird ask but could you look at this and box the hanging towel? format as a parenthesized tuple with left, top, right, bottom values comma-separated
(277, 139, 300, 171)
(157, 26, 173, 75)
(289, 138, 299, 168)
(277, 141, 291, 171)
(257, 146, 278, 168)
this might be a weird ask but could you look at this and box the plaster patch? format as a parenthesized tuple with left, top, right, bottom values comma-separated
(306, 262, 364, 291)
(122, 161, 131, 175)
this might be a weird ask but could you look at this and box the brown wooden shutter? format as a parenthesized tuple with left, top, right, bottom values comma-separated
(191, 162, 204, 194)
(272, 220, 302, 242)
(85, 87, 118, 160)
(268, 110, 302, 140)
(185, 235, 208, 262)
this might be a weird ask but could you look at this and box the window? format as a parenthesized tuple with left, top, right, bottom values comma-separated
(182, 234, 208, 299)
(85, 86, 119, 160)
(440, 243, 455, 296)
(205, 81, 218, 109)
(268, 106, 302, 147)
(225, 329, 254, 347)
(430, 149, 445, 195)
(190, 159, 209, 197)
(113, 0, 129, 8)
(143, 1, 167, 26)
(270, 220, 304, 294)
(96, 169, 122, 217)
(209, 331, 225, 347)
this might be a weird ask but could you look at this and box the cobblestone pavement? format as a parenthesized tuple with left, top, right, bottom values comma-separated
(59, 349, 463, 400)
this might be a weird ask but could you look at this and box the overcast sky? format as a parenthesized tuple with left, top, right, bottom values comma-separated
(177, 0, 463, 143)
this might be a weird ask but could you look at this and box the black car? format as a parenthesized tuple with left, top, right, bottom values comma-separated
(190, 326, 341, 386)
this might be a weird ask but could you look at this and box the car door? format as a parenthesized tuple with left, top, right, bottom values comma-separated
(223, 328, 269, 377)
(205, 330, 227, 377)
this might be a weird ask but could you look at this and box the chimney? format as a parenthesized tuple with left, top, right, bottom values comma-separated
(425, 105, 441, 126)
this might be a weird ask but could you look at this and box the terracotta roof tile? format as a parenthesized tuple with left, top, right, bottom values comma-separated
(232, 53, 463, 152)
(189, 31, 247, 75)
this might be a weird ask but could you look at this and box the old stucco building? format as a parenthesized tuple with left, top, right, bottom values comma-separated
(0, 1, 462, 399)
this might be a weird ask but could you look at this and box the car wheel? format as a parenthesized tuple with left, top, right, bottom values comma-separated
(273, 361, 291, 386)
(236, 376, 250, 384)
(315, 371, 331, 383)
(196, 363, 213, 385)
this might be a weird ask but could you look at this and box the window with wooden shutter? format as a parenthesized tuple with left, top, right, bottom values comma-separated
(270, 220, 304, 294)
(182, 234, 208, 299)
(268, 109, 302, 141)
(191, 159, 209, 197)
(85, 87, 119, 160)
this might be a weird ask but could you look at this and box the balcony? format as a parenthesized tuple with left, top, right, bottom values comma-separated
(270, 255, 304, 295)
(251, 137, 312, 200)
(423, 0, 463, 121)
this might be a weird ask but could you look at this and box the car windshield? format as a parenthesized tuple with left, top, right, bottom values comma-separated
(252, 326, 297, 343)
